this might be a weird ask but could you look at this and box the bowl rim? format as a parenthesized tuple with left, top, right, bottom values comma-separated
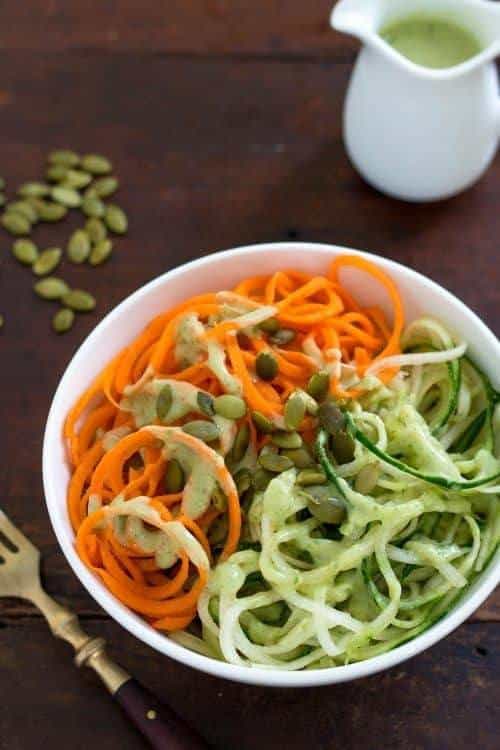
(43, 241, 500, 687)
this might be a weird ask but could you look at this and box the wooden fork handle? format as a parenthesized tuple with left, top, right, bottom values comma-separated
(114, 678, 209, 750)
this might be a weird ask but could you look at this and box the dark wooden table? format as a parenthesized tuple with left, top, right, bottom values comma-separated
(0, 2, 498, 748)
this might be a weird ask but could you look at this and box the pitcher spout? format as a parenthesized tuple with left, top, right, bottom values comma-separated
(330, 0, 377, 42)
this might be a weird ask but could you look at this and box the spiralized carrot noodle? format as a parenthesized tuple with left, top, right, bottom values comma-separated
(66, 256, 404, 631)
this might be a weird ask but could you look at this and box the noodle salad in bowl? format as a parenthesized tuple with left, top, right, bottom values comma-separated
(55, 249, 499, 676)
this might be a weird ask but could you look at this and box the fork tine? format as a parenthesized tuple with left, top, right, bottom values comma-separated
(0, 508, 38, 554)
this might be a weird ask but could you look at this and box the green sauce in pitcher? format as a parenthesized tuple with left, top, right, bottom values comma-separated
(380, 15, 481, 68)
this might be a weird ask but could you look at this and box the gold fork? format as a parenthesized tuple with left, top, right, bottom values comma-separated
(0, 509, 208, 750)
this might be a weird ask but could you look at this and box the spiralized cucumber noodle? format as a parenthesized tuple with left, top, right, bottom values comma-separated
(172, 317, 499, 668)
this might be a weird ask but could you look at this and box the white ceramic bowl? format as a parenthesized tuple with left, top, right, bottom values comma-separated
(43, 242, 500, 687)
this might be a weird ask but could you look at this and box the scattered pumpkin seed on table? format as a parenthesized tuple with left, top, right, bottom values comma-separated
(36, 201, 68, 222)
(82, 195, 105, 218)
(105, 204, 128, 234)
(67, 230, 91, 264)
(51, 185, 82, 208)
(1, 212, 31, 235)
(52, 307, 75, 334)
(85, 217, 107, 243)
(92, 176, 118, 198)
(33, 247, 62, 276)
(81, 154, 112, 174)
(62, 170, 93, 189)
(18, 182, 50, 198)
(89, 239, 112, 266)
(34, 276, 69, 300)
(6, 200, 38, 223)
(48, 149, 80, 167)
(12, 239, 38, 265)
(62, 289, 96, 312)
(46, 164, 69, 182)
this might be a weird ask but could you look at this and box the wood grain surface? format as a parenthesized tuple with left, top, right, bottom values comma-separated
(0, 3, 498, 749)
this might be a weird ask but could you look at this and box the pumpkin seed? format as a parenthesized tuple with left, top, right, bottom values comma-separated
(81, 154, 112, 175)
(92, 176, 118, 198)
(51, 185, 82, 208)
(212, 485, 227, 511)
(269, 328, 295, 346)
(284, 392, 306, 430)
(82, 195, 105, 218)
(83, 186, 98, 199)
(258, 452, 294, 473)
(33, 247, 62, 276)
(234, 467, 252, 495)
(36, 201, 68, 221)
(197, 391, 215, 417)
(48, 149, 80, 167)
(105, 203, 128, 234)
(271, 430, 302, 449)
(318, 401, 345, 435)
(307, 371, 330, 401)
(85, 217, 107, 243)
(67, 230, 91, 263)
(164, 459, 185, 493)
(296, 469, 327, 486)
(34, 276, 69, 300)
(259, 443, 278, 458)
(230, 423, 250, 463)
(298, 389, 319, 416)
(89, 239, 112, 266)
(156, 384, 173, 419)
(1, 212, 31, 235)
(354, 463, 380, 494)
(214, 394, 247, 420)
(253, 468, 274, 491)
(252, 410, 275, 434)
(62, 289, 96, 312)
(52, 307, 75, 334)
(182, 420, 220, 443)
(256, 351, 278, 381)
(258, 317, 280, 333)
(63, 169, 93, 189)
(12, 239, 38, 265)
(331, 430, 356, 465)
(281, 447, 315, 469)
(46, 164, 69, 182)
(306, 490, 346, 524)
(18, 182, 50, 198)
(6, 200, 38, 223)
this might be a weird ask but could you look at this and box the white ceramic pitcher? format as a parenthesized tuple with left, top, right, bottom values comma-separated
(331, 0, 500, 201)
